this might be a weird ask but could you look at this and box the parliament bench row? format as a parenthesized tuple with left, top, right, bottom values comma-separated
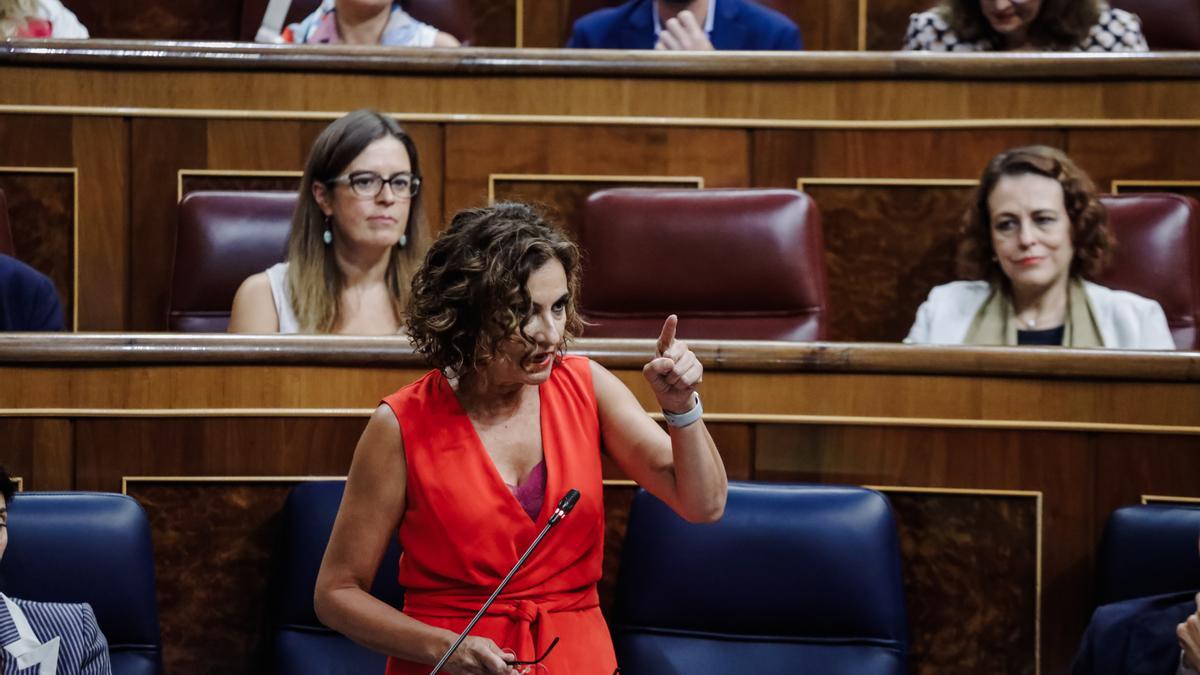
(5, 484, 1198, 673)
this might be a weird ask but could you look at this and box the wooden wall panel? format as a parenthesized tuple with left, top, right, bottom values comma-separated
(0, 419, 72, 490)
(471, 0, 519, 46)
(867, 0, 934, 50)
(131, 119, 207, 331)
(69, 0, 244, 41)
(0, 173, 76, 328)
(1067, 129, 1200, 192)
(491, 176, 699, 238)
(803, 182, 972, 341)
(445, 125, 749, 229)
(72, 117, 130, 331)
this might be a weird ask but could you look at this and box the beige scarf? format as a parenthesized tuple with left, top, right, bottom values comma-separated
(964, 278, 1104, 347)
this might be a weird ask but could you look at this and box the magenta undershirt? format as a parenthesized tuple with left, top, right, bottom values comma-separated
(506, 459, 546, 522)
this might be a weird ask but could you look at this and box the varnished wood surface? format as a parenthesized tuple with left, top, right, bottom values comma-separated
(5, 41, 1200, 80)
(0, 334, 1196, 380)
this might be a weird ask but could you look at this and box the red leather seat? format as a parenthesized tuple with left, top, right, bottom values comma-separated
(241, 0, 475, 44)
(1113, 0, 1200, 49)
(0, 188, 13, 257)
(169, 191, 295, 332)
(579, 188, 828, 341)
(1094, 193, 1200, 350)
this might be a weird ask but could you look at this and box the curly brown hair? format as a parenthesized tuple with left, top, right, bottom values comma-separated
(406, 202, 584, 376)
(958, 145, 1113, 285)
(937, 0, 1100, 49)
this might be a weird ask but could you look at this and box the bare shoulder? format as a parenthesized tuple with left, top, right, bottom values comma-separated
(228, 272, 279, 333)
(433, 31, 460, 47)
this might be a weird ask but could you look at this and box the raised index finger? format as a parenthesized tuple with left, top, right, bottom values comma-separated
(657, 314, 678, 355)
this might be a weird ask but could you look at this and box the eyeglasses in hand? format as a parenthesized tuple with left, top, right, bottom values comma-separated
(509, 636, 558, 674)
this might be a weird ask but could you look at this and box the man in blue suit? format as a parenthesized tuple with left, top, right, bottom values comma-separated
(0, 468, 111, 674)
(1072, 536, 1200, 675)
(0, 255, 64, 331)
(566, 0, 802, 51)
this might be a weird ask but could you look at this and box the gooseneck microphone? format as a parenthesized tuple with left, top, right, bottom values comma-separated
(429, 489, 582, 675)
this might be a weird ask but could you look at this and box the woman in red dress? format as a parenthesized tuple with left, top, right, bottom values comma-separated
(314, 202, 728, 674)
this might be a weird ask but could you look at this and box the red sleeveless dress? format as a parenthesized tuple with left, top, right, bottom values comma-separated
(381, 355, 616, 674)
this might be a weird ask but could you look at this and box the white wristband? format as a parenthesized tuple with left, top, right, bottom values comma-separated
(662, 392, 703, 428)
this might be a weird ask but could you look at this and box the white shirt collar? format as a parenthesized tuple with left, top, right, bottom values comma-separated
(653, 0, 716, 36)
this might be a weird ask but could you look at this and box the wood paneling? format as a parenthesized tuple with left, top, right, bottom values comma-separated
(70, 0, 244, 41)
(445, 125, 748, 226)
(867, 0, 935, 50)
(0, 419, 72, 490)
(72, 117, 130, 330)
(491, 176, 699, 238)
(470, 0, 519, 46)
(805, 182, 971, 341)
(0, 172, 76, 328)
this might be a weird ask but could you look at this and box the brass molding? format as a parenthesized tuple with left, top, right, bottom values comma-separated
(4, 104, 1200, 131)
(1111, 179, 1200, 194)
(602, 479, 637, 487)
(797, 176, 979, 191)
(487, 173, 704, 204)
(0, 166, 80, 330)
(177, 169, 304, 203)
(869, 484, 1043, 675)
(515, 0, 524, 49)
(857, 0, 868, 51)
(1141, 494, 1200, 505)
(122, 474, 347, 495)
(12, 476, 22, 492)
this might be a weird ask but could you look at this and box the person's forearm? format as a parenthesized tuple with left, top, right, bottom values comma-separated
(666, 419, 727, 522)
(316, 585, 453, 665)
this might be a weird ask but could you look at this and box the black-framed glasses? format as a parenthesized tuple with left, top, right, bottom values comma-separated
(327, 171, 420, 199)
(509, 636, 559, 673)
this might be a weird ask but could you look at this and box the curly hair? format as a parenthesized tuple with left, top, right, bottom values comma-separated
(958, 145, 1113, 286)
(406, 202, 584, 376)
(937, 0, 1101, 49)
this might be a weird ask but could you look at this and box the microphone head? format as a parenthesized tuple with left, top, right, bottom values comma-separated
(558, 489, 581, 514)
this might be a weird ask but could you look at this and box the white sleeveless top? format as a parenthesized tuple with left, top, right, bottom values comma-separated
(264, 262, 302, 333)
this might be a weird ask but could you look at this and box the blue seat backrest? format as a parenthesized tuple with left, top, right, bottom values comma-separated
(1096, 503, 1200, 606)
(272, 480, 405, 675)
(0, 492, 162, 675)
(611, 482, 909, 675)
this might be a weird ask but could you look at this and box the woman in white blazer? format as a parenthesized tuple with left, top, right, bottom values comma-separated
(906, 146, 1174, 350)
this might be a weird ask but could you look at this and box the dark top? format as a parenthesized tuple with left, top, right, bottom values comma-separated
(1018, 325, 1065, 346)
(0, 254, 64, 331)
(1071, 590, 1196, 675)
(566, 0, 803, 50)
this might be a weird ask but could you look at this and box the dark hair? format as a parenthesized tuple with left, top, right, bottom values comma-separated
(0, 466, 14, 505)
(407, 202, 584, 376)
(287, 109, 425, 332)
(937, 0, 1101, 49)
(957, 145, 1113, 285)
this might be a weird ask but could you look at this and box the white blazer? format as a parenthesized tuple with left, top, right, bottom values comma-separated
(905, 280, 1177, 350)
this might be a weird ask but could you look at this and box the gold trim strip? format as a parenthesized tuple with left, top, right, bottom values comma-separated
(177, 169, 304, 203)
(1141, 494, 1200, 505)
(0, 166, 81, 331)
(857, 0, 868, 51)
(1111, 180, 1200, 194)
(602, 479, 638, 487)
(1, 408, 1198, 435)
(798, 177, 979, 190)
(121, 474, 347, 495)
(515, 0, 524, 49)
(869, 483, 1043, 674)
(12, 477, 23, 492)
(2, 105, 1200, 130)
(487, 173, 704, 203)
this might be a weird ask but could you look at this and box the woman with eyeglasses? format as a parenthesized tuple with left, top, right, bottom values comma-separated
(905, 145, 1173, 349)
(902, 0, 1147, 52)
(229, 109, 424, 334)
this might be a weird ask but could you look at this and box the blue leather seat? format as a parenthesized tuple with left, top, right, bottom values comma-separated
(611, 483, 909, 675)
(1095, 503, 1200, 606)
(271, 480, 405, 675)
(0, 492, 163, 675)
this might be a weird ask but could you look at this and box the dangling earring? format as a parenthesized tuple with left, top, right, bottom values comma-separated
(397, 233, 407, 249)
(323, 215, 333, 246)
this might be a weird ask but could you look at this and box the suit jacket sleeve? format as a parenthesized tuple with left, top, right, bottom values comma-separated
(79, 603, 113, 675)
(27, 272, 65, 331)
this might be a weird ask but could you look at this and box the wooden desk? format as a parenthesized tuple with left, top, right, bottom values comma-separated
(1, 44, 1199, 341)
(1, 334, 1197, 673)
